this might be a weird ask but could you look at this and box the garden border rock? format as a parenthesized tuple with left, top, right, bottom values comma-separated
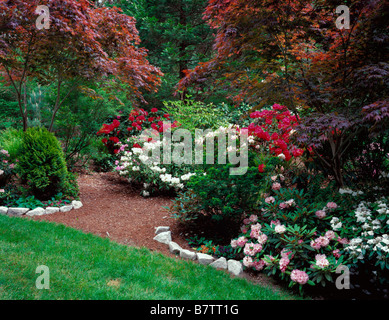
(153, 226, 243, 277)
(0, 200, 83, 217)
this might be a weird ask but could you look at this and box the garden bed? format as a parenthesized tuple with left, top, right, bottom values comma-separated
(27, 171, 388, 300)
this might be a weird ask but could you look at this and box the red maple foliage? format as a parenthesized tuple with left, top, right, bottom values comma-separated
(0, 0, 163, 131)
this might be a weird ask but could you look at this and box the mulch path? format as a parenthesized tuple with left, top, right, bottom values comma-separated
(32, 172, 192, 257)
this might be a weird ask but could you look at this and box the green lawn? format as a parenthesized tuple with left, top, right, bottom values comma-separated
(0, 214, 296, 300)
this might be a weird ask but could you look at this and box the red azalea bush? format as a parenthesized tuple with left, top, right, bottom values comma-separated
(245, 104, 305, 162)
(97, 108, 180, 154)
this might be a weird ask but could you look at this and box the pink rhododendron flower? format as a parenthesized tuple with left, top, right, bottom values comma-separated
(290, 269, 309, 285)
(279, 202, 288, 209)
(310, 239, 321, 250)
(265, 196, 275, 204)
(257, 233, 268, 245)
(270, 220, 281, 227)
(272, 182, 281, 191)
(337, 237, 349, 245)
(311, 236, 330, 249)
(244, 242, 263, 256)
(333, 249, 341, 258)
(274, 224, 286, 234)
(249, 214, 258, 222)
(315, 210, 326, 219)
(325, 230, 336, 240)
(315, 254, 330, 268)
(252, 259, 266, 271)
(281, 248, 294, 259)
(243, 256, 253, 267)
(250, 228, 261, 239)
(236, 236, 247, 247)
(230, 239, 238, 248)
(279, 257, 290, 273)
(243, 218, 251, 225)
(286, 199, 295, 206)
(326, 202, 338, 209)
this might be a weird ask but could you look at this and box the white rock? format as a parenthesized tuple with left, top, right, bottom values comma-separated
(180, 249, 197, 261)
(0, 206, 8, 215)
(227, 259, 243, 276)
(210, 257, 228, 270)
(59, 205, 73, 212)
(168, 241, 182, 255)
(197, 252, 214, 265)
(155, 226, 170, 235)
(8, 208, 29, 216)
(153, 231, 172, 244)
(71, 200, 83, 209)
(45, 207, 60, 215)
(26, 207, 45, 216)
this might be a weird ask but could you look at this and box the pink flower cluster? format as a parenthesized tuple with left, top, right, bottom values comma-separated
(243, 242, 263, 256)
(310, 236, 330, 250)
(279, 199, 295, 209)
(326, 202, 338, 210)
(231, 236, 248, 248)
(243, 257, 266, 271)
(272, 182, 281, 191)
(315, 254, 330, 268)
(265, 196, 275, 204)
(290, 269, 309, 285)
(279, 257, 290, 273)
(315, 210, 326, 219)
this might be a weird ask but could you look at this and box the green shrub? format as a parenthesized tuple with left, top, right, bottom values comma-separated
(171, 164, 266, 224)
(0, 128, 24, 161)
(162, 99, 230, 133)
(18, 127, 78, 200)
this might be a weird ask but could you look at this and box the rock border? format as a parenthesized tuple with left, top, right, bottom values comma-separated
(0, 200, 83, 217)
(153, 226, 243, 277)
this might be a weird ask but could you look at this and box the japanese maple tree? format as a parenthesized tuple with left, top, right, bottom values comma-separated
(0, 0, 162, 131)
(178, 0, 388, 186)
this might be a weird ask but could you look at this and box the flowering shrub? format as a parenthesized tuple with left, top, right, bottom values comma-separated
(245, 104, 305, 162)
(114, 135, 198, 196)
(169, 164, 267, 227)
(330, 199, 389, 286)
(97, 108, 179, 155)
(0, 149, 16, 187)
(230, 177, 350, 293)
(0, 149, 17, 205)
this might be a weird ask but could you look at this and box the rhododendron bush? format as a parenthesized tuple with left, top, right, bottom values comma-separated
(113, 135, 198, 196)
(230, 173, 389, 293)
(231, 182, 348, 292)
(246, 104, 304, 161)
(97, 108, 180, 155)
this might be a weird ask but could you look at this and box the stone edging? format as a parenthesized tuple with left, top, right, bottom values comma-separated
(153, 226, 243, 276)
(0, 200, 83, 217)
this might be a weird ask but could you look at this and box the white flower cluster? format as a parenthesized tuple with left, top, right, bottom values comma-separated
(344, 200, 389, 260)
(160, 173, 184, 189)
(330, 217, 342, 231)
(115, 139, 198, 195)
(339, 187, 364, 197)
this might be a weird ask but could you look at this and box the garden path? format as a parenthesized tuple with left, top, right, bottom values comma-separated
(32, 172, 191, 257)
(31, 172, 292, 293)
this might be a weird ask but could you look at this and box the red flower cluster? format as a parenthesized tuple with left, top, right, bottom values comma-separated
(97, 108, 180, 154)
(246, 104, 304, 161)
